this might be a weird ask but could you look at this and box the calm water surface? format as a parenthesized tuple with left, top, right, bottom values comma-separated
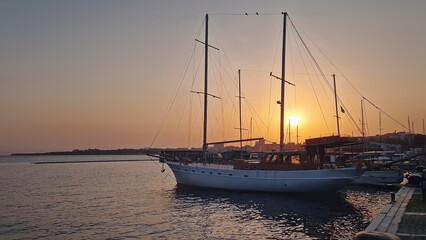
(0, 155, 395, 239)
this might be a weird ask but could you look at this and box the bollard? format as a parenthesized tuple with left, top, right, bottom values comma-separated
(391, 192, 395, 202)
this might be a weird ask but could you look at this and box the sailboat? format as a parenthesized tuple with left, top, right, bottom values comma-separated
(155, 12, 364, 192)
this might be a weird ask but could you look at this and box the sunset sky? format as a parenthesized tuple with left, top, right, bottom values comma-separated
(1, 0, 425, 155)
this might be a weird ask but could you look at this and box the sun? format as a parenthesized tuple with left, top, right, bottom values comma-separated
(288, 115, 301, 126)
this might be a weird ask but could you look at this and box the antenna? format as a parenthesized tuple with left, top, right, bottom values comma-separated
(333, 74, 340, 136)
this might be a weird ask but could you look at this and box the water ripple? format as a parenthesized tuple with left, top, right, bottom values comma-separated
(0, 156, 395, 239)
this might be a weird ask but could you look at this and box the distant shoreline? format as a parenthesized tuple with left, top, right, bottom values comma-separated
(11, 148, 159, 156)
(10, 148, 203, 156)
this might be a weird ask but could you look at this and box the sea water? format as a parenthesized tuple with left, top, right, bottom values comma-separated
(0, 155, 394, 239)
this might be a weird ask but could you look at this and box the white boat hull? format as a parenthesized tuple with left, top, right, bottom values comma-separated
(166, 161, 363, 192)
(351, 170, 403, 185)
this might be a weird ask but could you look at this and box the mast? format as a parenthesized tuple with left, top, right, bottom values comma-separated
(379, 111, 382, 144)
(296, 125, 299, 145)
(333, 74, 340, 136)
(408, 115, 411, 133)
(361, 99, 365, 151)
(423, 119, 425, 149)
(407, 115, 412, 149)
(361, 100, 364, 138)
(279, 12, 287, 151)
(288, 119, 291, 144)
(202, 14, 209, 157)
(238, 69, 243, 157)
(250, 117, 253, 148)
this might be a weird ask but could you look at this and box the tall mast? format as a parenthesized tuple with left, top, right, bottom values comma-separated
(288, 119, 291, 144)
(202, 14, 209, 157)
(296, 125, 299, 145)
(361, 99, 365, 151)
(250, 117, 253, 147)
(379, 111, 382, 144)
(423, 118, 425, 149)
(333, 74, 340, 136)
(361, 99, 364, 138)
(238, 69, 243, 157)
(407, 115, 412, 149)
(279, 12, 287, 151)
(408, 115, 411, 133)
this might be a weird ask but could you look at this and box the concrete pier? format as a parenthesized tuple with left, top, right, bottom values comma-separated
(363, 185, 426, 240)
(366, 186, 415, 234)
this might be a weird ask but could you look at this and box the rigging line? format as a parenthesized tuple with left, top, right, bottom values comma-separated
(171, 92, 192, 145)
(290, 16, 398, 127)
(209, 55, 227, 140)
(338, 80, 361, 123)
(363, 97, 409, 131)
(150, 42, 197, 147)
(187, 46, 204, 145)
(271, 19, 284, 78)
(162, 170, 175, 182)
(210, 21, 238, 82)
(339, 99, 362, 134)
(287, 17, 363, 96)
(190, 48, 204, 91)
(304, 45, 334, 109)
(266, 80, 281, 139)
(209, 52, 240, 130)
(238, 69, 269, 72)
(288, 27, 297, 116)
(268, 20, 283, 134)
(292, 20, 330, 133)
(244, 101, 269, 143)
(208, 63, 240, 136)
(196, 18, 206, 39)
(210, 19, 247, 136)
(219, 52, 226, 140)
(209, 12, 284, 16)
(290, 17, 334, 111)
(245, 105, 266, 144)
(147, 156, 168, 173)
(340, 102, 363, 134)
(364, 101, 370, 136)
(245, 98, 279, 141)
(267, 77, 272, 140)
(187, 49, 204, 146)
(289, 16, 361, 134)
(188, 94, 192, 147)
(286, 72, 335, 76)
(188, 95, 203, 145)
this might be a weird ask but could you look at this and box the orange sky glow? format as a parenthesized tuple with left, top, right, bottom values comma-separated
(0, 0, 425, 155)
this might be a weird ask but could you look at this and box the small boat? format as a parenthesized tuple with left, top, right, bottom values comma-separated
(351, 170, 403, 185)
(155, 12, 364, 193)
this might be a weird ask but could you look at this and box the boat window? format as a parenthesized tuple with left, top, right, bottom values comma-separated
(218, 173, 221, 175)
(229, 174, 232, 176)
(210, 172, 212, 174)
(271, 154, 278, 163)
(244, 175, 248, 177)
(291, 155, 301, 165)
(201, 171, 205, 173)
(192, 170, 195, 172)
(265, 155, 272, 163)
